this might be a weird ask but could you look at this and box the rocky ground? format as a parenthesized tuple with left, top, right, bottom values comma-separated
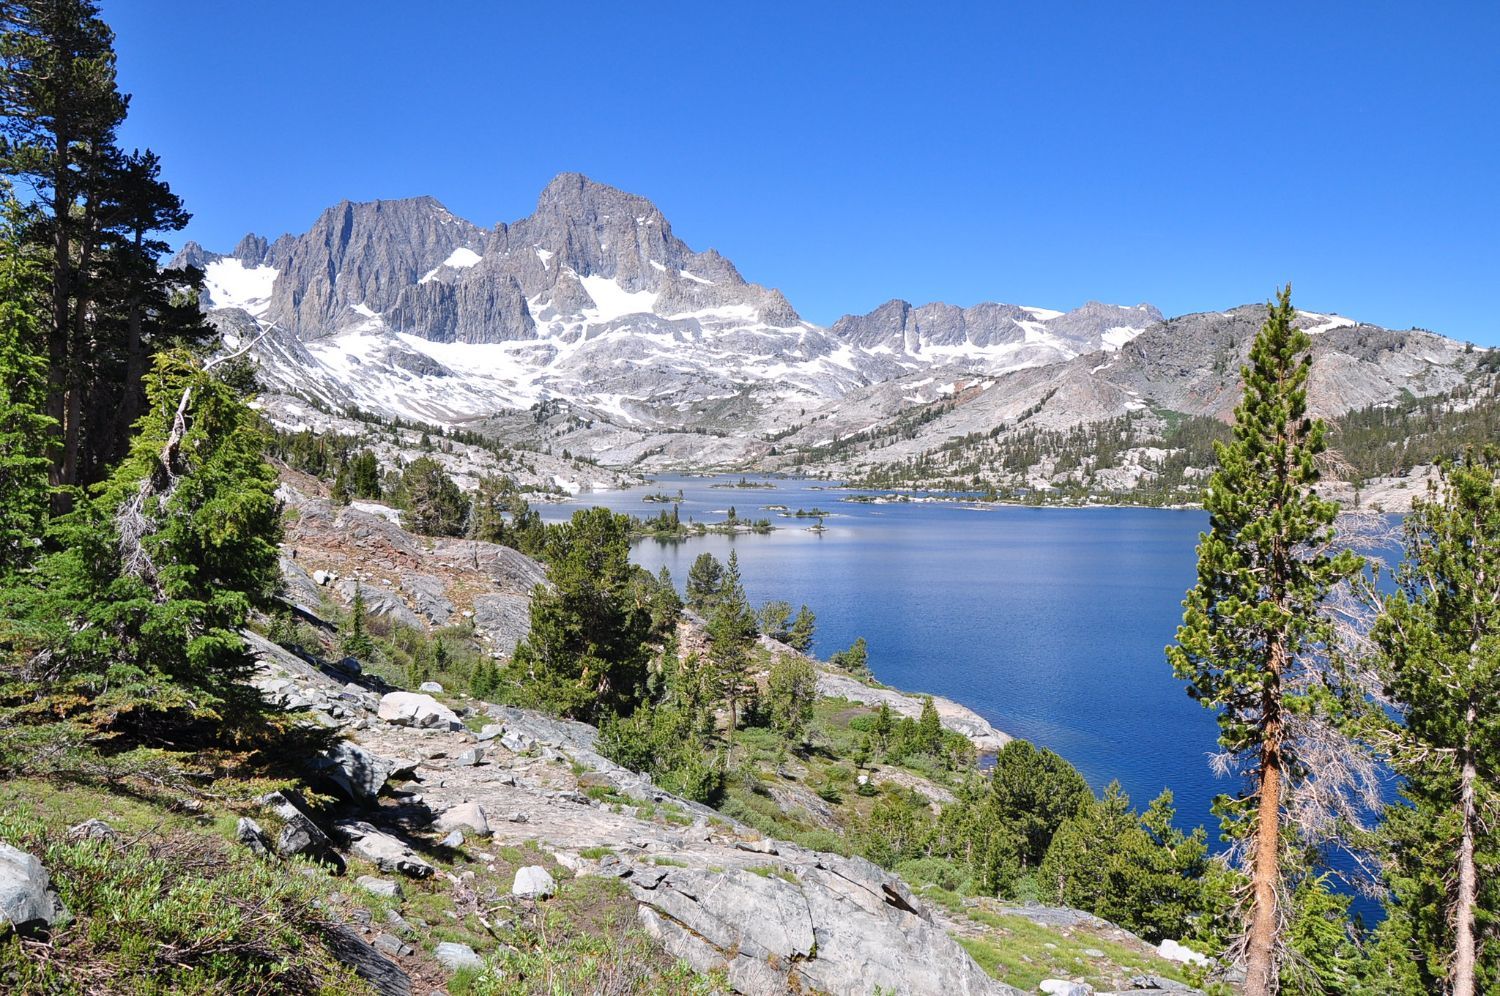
(191, 622, 1210, 996)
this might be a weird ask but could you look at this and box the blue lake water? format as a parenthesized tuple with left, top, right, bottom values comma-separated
(547, 473, 1232, 838)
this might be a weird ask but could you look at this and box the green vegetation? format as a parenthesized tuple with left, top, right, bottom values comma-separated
(1168, 287, 1364, 995)
(1364, 451, 1500, 994)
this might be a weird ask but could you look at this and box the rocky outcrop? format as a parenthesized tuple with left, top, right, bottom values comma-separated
(0, 844, 62, 935)
(815, 669, 1011, 752)
(631, 857, 1019, 995)
(244, 629, 1023, 995)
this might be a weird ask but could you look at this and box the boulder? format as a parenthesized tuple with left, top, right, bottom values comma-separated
(1039, 982, 1093, 996)
(377, 692, 463, 731)
(334, 820, 434, 878)
(476, 724, 505, 742)
(435, 801, 491, 837)
(372, 931, 414, 958)
(1115, 978, 1201, 994)
(418, 681, 444, 694)
(260, 791, 342, 869)
(629, 857, 1017, 996)
(311, 740, 394, 802)
(440, 831, 465, 850)
(325, 923, 411, 996)
(511, 866, 555, 898)
(434, 941, 484, 972)
(356, 875, 403, 899)
(235, 817, 273, 857)
(66, 819, 118, 842)
(0, 843, 61, 935)
(500, 729, 535, 752)
(454, 747, 484, 767)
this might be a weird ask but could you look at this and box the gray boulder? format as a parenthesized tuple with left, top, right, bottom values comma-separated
(311, 740, 394, 802)
(0, 843, 61, 935)
(334, 820, 434, 878)
(629, 856, 1016, 996)
(260, 791, 342, 869)
(434, 800, 491, 837)
(511, 865, 555, 898)
(377, 692, 463, 731)
(434, 941, 485, 972)
(356, 875, 403, 900)
(235, 817, 273, 857)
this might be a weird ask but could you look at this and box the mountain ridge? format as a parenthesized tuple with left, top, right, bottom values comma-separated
(177, 173, 1490, 494)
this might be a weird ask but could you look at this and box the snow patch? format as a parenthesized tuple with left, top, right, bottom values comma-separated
(443, 247, 482, 269)
(1298, 311, 1357, 335)
(203, 259, 277, 317)
(1019, 305, 1064, 320)
(679, 269, 714, 285)
(1100, 325, 1145, 351)
(578, 275, 659, 322)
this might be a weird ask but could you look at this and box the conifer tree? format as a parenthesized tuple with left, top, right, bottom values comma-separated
(1167, 286, 1362, 994)
(507, 507, 651, 720)
(6, 350, 281, 723)
(767, 653, 816, 743)
(341, 583, 374, 661)
(787, 604, 816, 653)
(0, 2, 205, 490)
(1370, 451, 1500, 996)
(399, 456, 468, 536)
(685, 552, 723, 614)
(0, 188, 52, 575)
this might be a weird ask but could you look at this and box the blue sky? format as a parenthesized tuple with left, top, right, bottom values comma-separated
(104, 1, 1499, 342)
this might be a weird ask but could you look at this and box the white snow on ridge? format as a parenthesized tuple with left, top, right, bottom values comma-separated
(1298, 310, 1357, 335)
(1100, 325, 1146, 351)
(443, 247, 482, 269)
(204, 258, 277, 317)
(1020, 305, 1065, 320)
(579, 275, 659, 322)
(420, 247, 484, 283)
(679, 269, 714, 285)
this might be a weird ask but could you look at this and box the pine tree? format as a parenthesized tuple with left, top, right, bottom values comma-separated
(830, 636, 869, 677)
(757, 599, 792, 641)
(685, 552, 724, 614)
(0, 189, 52, 575)
(399, 456, 468, 536)
(767, 653, 817, 744)
(5, 350, 281, 723)
(341, 583, 374, 661)
(917, 696, 943, 754)
(1370, 451, 1500, 996)
(786, 604, 815, 653)
(0, 2, 204, 492)
(506, 507, 652, 721)
(1167, 286, 1362, 994)
(986, 739, 1093, 868)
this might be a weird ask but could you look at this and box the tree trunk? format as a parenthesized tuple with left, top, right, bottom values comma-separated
(1245, 637, 1286, 996)
(47, 137, 71, 500)
(1452, 712, 1478, 996)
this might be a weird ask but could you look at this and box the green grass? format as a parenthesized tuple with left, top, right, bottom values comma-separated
(951, 907, 1199, 992)
(0, 800, 371, 995)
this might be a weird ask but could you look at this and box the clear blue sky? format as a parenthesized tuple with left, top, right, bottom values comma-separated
(103, 1, 1499, 343)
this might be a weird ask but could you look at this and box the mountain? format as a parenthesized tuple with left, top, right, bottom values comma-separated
(179, 175, 877, 432)
(182, 173, 1490, 492)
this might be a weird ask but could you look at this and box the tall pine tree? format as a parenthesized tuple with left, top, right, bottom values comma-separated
(0, 186, 51, 575)
(1370, 451, 1500, 996)
(1167, 286, 1361, 995)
